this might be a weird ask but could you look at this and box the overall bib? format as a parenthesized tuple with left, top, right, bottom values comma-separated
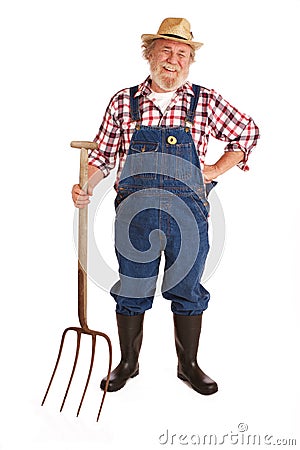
(111, 84, 216, 316)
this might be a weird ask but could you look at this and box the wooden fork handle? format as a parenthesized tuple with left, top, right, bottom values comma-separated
(70, 141, 96, 330)
(70, 141, 98, 150)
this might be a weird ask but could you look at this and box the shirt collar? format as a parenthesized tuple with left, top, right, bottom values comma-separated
(135, 76, 195, 98)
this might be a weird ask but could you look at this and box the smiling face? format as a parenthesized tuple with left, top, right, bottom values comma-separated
(147, 39, 193, 93)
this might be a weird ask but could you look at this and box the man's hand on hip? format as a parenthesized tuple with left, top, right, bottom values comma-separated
(203, 150, 245, 183)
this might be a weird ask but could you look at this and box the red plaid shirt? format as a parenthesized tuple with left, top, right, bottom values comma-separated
(89, 77, 259, 186)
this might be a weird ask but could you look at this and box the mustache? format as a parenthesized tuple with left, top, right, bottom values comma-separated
(160, 63, 180, 73)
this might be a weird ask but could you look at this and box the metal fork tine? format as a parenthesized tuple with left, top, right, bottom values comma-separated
(41, 327, 70, 406)
(76, 333, 96, 417)
(96, 334, 113, 422)
(60, 329, 82, 412)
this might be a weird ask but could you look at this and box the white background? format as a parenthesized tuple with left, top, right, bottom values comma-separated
(1, 0, 299, 449)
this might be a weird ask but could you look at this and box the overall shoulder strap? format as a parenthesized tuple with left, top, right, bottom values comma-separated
(186, 84, 201, 125)
(129, 85, 141, 121)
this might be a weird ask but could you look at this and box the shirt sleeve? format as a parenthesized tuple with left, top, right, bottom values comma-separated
(88, 95, 122, 177)
(207, 89, 260, 171)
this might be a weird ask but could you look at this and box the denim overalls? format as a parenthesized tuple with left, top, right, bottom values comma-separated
(110, 84, 216, 316)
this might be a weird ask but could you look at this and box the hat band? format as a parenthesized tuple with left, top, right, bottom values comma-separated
(160, 33, 189, 41)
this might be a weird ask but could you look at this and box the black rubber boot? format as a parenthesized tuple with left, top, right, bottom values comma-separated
(100, 313, 144, 392)
(173, 313, 218, 395)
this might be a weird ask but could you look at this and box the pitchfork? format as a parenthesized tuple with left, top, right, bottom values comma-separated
(41, 141, 112, 421)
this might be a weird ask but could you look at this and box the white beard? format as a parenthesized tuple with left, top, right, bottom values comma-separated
(149, 60, 190, 91)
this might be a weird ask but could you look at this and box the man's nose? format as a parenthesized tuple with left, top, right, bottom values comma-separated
(167, 52, 178, 65)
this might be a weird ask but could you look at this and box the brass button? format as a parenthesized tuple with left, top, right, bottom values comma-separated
(167, 136, 177, 145)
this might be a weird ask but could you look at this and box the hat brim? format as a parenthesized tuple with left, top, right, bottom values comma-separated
(141, 33, 203, 50)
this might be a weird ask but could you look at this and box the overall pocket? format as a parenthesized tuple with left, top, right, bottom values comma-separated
(128, 141, 159, 179)
(164, 142, 193, 181)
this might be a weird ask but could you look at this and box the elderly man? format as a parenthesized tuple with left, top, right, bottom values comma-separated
(72, 18, 259, 395)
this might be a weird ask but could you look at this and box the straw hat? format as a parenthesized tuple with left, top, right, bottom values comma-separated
(141, 18, 203, 51)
